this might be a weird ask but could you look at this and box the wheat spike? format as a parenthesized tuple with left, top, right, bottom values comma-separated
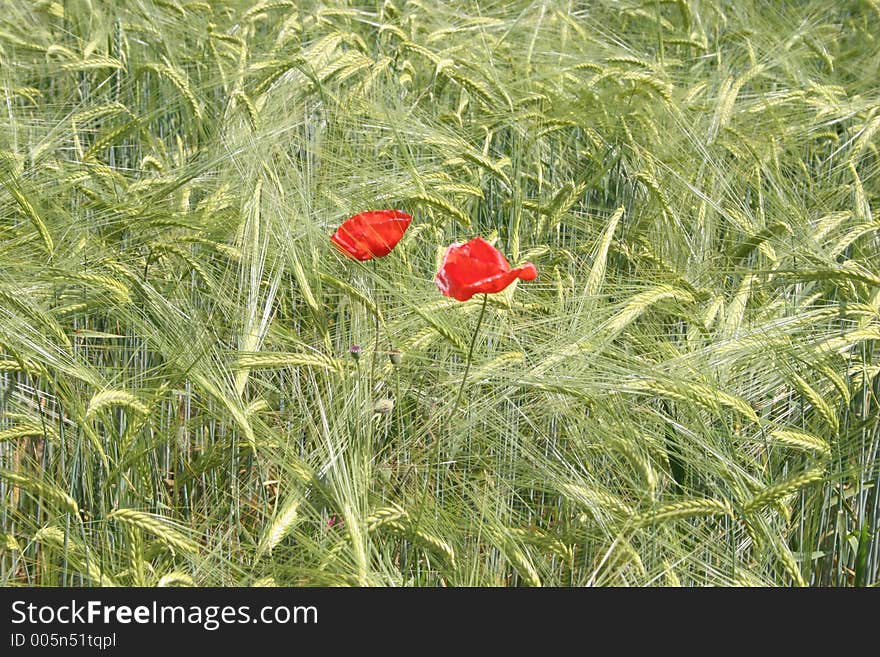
(234, 352, 342, 374)
(769, 429, 832, 458)
(86, 389, 149, 418)
(256, 490, 303, 559)
(743, 468, 825, 515)
(157, 572, 196, 587)
(789, 373, 840, 434)
(585, 206, 624, 297)
(561, 482, 634, 519)
(634, 498, 732, 527)
(109, 508, 200, 555)
(36, 527, 116, 586)
(0, 469, 79, 515)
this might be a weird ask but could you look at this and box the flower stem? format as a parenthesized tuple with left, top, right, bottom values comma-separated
(370, 299, 380, 389)
(414, 293, 488, 532)
(446, 293, 488, 425)
(369, 261, 380, 391)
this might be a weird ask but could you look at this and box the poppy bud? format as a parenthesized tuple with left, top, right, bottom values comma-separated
(389, 349, 402, 366)
(349, 344, 362, 361)
(374, 398, 394, 414)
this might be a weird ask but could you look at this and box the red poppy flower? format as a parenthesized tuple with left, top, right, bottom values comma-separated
(330, 209, 412, 261)
(435, 237, 537, 301)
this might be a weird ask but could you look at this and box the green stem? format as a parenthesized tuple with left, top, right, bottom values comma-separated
(446, 293, 488, 426)
(414, 293, 489, 532)
(369, 261, 380, 392)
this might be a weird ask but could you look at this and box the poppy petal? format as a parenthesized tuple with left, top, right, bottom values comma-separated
(331, 226, 372, 260)
(330, 209, 412, 260)
(462, 236, 511, 271)
(435, 237, 537, 301)
(360, 212, 411, 258)
(513, 262, 537, 281)
(444, 269, 521, 301)
(438, 239, 505, 285)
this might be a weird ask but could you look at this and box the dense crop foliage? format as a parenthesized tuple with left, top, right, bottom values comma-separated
(1, 0, 878, 586)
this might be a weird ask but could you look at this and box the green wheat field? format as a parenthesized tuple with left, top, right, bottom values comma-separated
(1, 0, 879, 587)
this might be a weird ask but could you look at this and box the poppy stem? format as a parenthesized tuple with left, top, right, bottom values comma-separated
(369, 261, 381, 392)
(414, 293, 489, 534)
(448, 293, 489, 423)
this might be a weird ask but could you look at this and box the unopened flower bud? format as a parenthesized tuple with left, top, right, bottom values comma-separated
(374, 398, 394, 415)
(389, 349, 402, 366)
